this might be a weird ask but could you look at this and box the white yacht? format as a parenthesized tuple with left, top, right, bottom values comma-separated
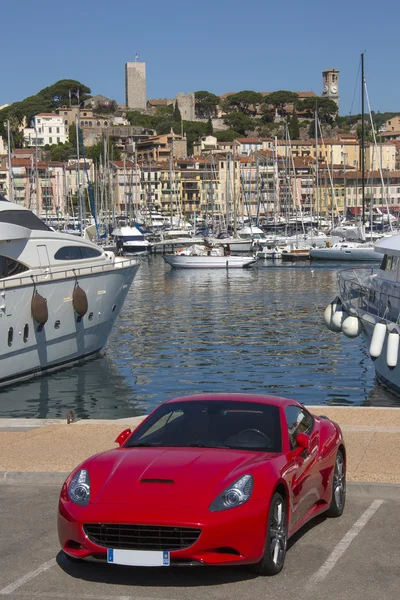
(150, 229, 204, 254)
(111, 225, 151, 255)
(310, 241, 381, 261)
(0, 195, 139, 387)
(324, 233, 400, 394)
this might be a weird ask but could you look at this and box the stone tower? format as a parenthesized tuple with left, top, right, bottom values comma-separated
(125, 58, 146, 110)
(176, 93, 195, 121)
(321, 69, 339, 106)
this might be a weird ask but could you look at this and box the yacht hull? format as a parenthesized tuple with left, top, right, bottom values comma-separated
(310, 247, 381, 261)
(0, 260, 139, 387)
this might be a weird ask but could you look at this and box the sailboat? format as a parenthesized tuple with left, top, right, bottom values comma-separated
(310, 56, 383, 262)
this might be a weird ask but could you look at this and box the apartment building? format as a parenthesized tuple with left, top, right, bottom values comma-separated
(24, 114, 68, 147)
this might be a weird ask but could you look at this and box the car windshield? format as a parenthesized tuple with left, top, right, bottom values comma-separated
(125, 400, 282, 452)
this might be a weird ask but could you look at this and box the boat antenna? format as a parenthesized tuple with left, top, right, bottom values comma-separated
(361, 52, 365, 226)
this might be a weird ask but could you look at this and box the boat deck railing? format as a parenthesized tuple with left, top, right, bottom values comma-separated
(0, 257, 139, 290)
(338, 267, 400, 322)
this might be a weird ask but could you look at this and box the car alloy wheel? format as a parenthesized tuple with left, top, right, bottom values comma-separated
(251, 492, 287, 575)
(269, 496, 287, 568)
(327, 449, 346, 517)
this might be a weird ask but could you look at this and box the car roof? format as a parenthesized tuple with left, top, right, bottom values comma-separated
(165, 393, 302, 409)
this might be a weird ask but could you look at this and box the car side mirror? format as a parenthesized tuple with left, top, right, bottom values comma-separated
(115, 428, 131, 447)
(295, 432, 310, 453)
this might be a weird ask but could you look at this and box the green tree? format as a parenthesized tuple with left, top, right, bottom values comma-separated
(0, 79, 91, 140)
(50, 142, 74, 162)
(222, 91, 263, 116)
(223, 112, 254, 135)
(298, 97, 338, 123)
(206, 117, 213, 135)
(264, 91, 299, 117)
(214, 130, 239, 142)
(86, 139, 121, 163)
(194, 91, 219, 119)
(288, 109, 300, 140)
(173, 101, 182, 124)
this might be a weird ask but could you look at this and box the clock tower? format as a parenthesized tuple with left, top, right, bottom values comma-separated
(322, 69, 339, 106)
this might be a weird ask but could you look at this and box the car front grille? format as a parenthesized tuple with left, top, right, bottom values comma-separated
(83, 523, 201, 551)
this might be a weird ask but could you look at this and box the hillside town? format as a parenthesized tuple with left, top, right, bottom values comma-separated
(1, 59, 400, 223)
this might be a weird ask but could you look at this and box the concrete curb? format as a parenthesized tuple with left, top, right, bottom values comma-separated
(1, 472, 399, 500)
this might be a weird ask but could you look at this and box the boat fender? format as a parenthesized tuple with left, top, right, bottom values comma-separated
(323, 297, 341, 332)
(331, 308, 347, 332)
(369, 322, 387, 360)
(31, 291, 48, 325)
(73, 285, 88, 317)
(386, 331, 400, 370)
(342, 315, 362, 338)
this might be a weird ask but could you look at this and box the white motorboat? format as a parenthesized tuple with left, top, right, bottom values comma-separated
(112, 225, 151, 255)
(324, 233, 400, 395)
(0, 194, 139, 387)
(151, 229, 204, 254)
(257, 245, 282, 259)
(310, 242, 381, 261)
(163, 245, 257, 269)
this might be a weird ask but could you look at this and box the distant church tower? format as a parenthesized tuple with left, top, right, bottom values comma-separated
(125, 54, 146, 110)
(321, 69, 339, 106)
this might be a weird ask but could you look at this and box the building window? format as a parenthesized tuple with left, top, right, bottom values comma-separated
(56, 127, 60, 133)
(49, 137, 52, 144)
(49, 127, 52, 133)
(57, 137, 60, 143)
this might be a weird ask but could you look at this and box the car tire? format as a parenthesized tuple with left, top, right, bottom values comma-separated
(327, 449, 346, 518)
(251, 492, 287, 576)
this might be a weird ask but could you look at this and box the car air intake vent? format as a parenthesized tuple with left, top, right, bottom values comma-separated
(83, 523, 201, 551)
(140, 478, 174, 484)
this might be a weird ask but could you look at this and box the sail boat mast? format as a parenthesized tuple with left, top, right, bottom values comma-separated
(361, 52, 365, 226)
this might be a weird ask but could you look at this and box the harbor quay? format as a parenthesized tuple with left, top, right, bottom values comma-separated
(1, 406, 400, 486)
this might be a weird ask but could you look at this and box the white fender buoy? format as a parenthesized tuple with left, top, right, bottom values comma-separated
(331, 308, 346, 332)
(342, 315, 362, 338)
(386, 331, 400, 370)
(369, 322, 387, 360)
(324, 298, 341, 332)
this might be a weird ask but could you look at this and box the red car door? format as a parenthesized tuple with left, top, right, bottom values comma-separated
(283, 406, 321, 529)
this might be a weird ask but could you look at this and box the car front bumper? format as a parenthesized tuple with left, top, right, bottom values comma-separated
(58, 497, 269, 566)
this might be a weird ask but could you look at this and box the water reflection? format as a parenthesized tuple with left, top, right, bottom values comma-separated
(0, 256, 398, 419)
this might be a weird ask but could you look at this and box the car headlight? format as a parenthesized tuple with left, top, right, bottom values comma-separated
(68, 469, 90, 506)
(209, 474, 253, 512)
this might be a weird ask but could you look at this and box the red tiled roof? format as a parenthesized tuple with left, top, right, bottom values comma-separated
(236, 138, 260, 144)
(36, 113, 60, 117)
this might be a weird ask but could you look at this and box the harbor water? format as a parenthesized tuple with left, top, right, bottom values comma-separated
(0, 256, 398, 419)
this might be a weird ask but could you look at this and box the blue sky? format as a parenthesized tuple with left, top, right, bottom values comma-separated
(1, 0, 398, 115)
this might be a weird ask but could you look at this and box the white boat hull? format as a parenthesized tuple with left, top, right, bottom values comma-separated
(163, 255, 257, 269)
(310, 246, 381, 261)
(0, 259, 139, 387)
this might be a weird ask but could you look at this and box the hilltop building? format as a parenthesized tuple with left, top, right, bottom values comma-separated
(125, 58, 146, 110)
(322, 69, 339, 106)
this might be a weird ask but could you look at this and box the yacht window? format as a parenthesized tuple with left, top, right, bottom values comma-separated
(383, 255, 399, 272)
(0, 207, 51, 231)
(54, 246, 102, 260)
(0, 256, 29, 279)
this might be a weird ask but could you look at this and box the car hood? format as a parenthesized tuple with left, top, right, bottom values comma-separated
(89, 447, 275, 506)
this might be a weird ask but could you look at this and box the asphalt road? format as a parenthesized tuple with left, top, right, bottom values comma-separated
(0, 484, 399, 600)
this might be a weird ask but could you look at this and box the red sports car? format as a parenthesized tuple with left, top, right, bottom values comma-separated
(58, 393, 346, 575)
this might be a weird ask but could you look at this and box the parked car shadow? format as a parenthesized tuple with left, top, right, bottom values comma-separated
(56, 551, 257, 587)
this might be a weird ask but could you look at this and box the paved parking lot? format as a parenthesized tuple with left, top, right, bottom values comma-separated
(0, 484, 399, 600)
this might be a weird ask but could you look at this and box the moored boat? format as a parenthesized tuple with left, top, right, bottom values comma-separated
(0, 194, 139, 387)
(163, 244, 257, 269)
(323, 233, 400, 395)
